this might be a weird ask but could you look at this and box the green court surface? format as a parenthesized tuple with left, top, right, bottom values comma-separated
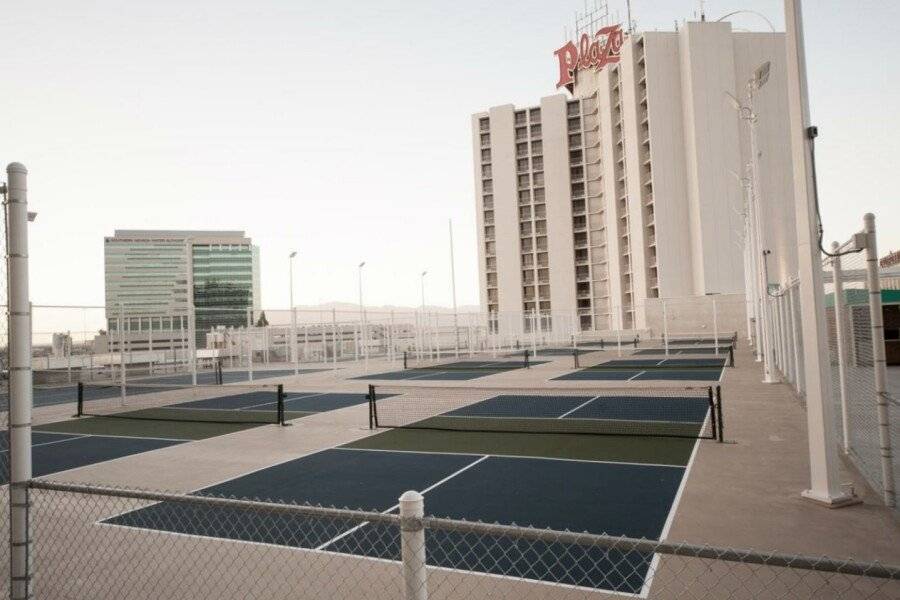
(344, 427, 697, 466)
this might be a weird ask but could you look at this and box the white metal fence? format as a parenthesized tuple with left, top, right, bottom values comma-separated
(767, 215, 896, 509)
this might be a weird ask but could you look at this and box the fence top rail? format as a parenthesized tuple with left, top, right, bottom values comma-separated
(28, 478, 900, 581)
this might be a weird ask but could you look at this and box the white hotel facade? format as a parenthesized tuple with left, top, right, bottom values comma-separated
(472, 20, 799, 335)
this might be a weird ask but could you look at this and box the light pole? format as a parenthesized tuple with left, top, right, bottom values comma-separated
(289, 251, 298, 375)
(725, 61, 776, 383)
(420, 271, 428, 358)
(358, 262, 367, 366)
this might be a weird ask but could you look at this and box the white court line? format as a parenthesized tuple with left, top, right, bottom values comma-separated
(640, 421, 706, 598)
(557, 395, 602, 419)
(334, 446, 685, 470)
(0, 433, 87, 453)
(314, 454, 491, 551)
(627, 371, 646, 381)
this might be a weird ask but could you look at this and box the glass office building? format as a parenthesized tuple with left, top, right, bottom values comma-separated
(104, 230, 260, 349)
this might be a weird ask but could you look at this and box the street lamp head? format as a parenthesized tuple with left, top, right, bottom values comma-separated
(289, 251, 297, 258)
(752, 61, 771, 90)
(421, 271, 427, 277)
(359, 261, 366, 268)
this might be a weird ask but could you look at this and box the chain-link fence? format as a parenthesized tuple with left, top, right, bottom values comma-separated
(19, 479, 900, 599)
(768, 215, 896, 510)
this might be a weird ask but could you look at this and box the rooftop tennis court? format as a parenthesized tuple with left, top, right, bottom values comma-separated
(104, 385, 720, 594)
(12, 385, 372, 482)
(355, 352, 546, 381)
(555, 357, 727, 381)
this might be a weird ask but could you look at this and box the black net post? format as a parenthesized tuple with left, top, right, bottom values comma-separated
(633, 338, 638, 348)
(76, 381, 84, 417)
(728, 346, 735, 368)
(706, 386, 717, 441)
(216, 359, 223, 384)
(277, 384, 285, 425)
(368, 384, 378, 428)
(403, 351, 408, 370)
(524, 349, 530, 369)
(715, 385, 724, 442)
(600, 339, 605, 350)
(573, 348, 580, 369)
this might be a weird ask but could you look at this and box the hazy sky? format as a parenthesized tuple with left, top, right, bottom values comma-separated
(2, 1, 897, 311)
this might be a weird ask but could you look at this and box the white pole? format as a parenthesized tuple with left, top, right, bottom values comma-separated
(662, 299, 669, 357)
(358, 262, 368, 370)
(6, 162, 33, 600)
(712, 296, 719, 350)
(449, 219, 460, 359)
(119, 304, 126, 404)
(332, 308, 338, 374)
(863, 213, 895, 507)
(787, 284, 803, 395)
(830, 245, 851, 453)
(399, 491, 428, 600)
(290, 251, 298, 375)
(785, 0, 856, 507)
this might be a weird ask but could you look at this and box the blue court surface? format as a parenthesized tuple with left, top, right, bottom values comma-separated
(633, 347, 731, 355)
(355, 359, 547, 381)
(104, 445, 690, 593)
(0, 430, 185, 485)
(4, 390, 372, 483)
(555, 358, 725, 382)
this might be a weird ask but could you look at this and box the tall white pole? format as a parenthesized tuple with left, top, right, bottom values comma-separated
(185, 238, 197, 386)
(863, 214, 895, 507)
(290, 252, 298, 375)
(6, 163, 33, 600)
(785, 0, 856, 507)
(358, 262, 367, 370)
(449, 219, 460, 358)
(830, 244, 850, 453)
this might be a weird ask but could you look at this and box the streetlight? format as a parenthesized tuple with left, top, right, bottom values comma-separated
(358, 262, 367, 365)
(725, 61, 776, 383)
(289, 251, 298, 374)
(420, 271, 428, 359)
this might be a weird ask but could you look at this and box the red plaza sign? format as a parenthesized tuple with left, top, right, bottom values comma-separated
(554, 24, 624, 90)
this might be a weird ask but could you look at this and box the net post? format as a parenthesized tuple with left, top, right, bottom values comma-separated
(729, 345, 735, 368)
(277, 384, 285, 425)
(706, 386, 716, 440)
(715, 386, 724, 443)
(403, 350, 408, 370)
(368, 385, 374, 430)
(600, 338, 604, 350)
(524, 349, 530, 369)
(369, 384, 378, 428)
(573, 348, 579, 369)
(76, 381, 84, 417)
(633, 337, 638, 348)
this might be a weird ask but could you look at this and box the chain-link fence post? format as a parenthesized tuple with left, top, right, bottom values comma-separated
(7, 162, 32, 600)
(863, 214, 895, 508)
(830, 242, 851, 453)
(399, 490, 428, 600)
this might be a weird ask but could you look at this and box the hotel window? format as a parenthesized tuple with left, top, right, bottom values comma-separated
(480, 133, 490, 146)
(569, 133, 582, 147)
(479, 117, 490, 132)
(532, 156, 543, 170)
(529, 108, 541, 123)
(516, 143, 528, 157)
(531, 140, 543, 154)
(481, 148, 491, 162)
(514, 111, 526, 125)
(515, 127, 528, 141)
(518, 190, 531, 204)
(517, 158, 529, 172)
(517, 174, 530, 188)
(530, 124, 542, 138)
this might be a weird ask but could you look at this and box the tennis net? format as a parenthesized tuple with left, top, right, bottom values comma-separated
(402, 350, 531, 371)
(77, 381, 285, 425)
(367, 384, 722, 441)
